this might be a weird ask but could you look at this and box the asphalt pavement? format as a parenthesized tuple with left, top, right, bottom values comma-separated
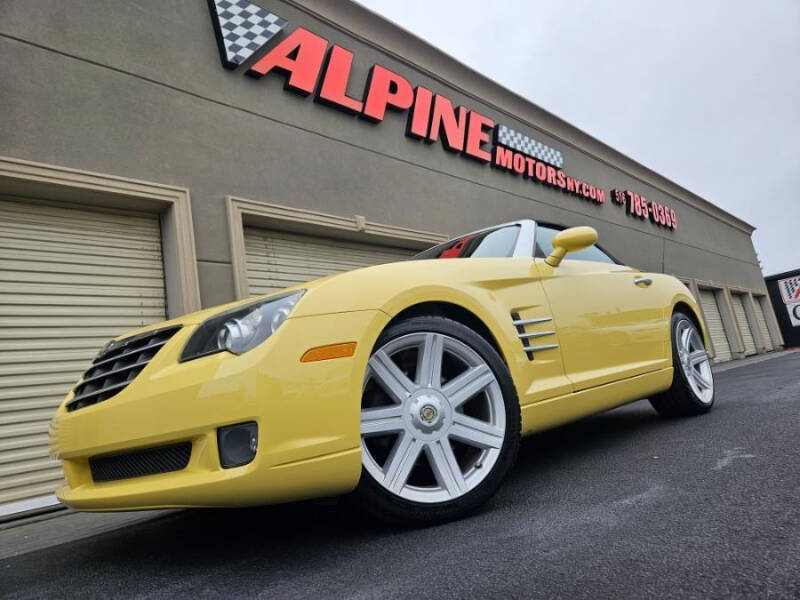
(2, 352, 798, 599)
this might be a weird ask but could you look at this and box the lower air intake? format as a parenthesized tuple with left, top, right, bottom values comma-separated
(89, 442, 192, 483)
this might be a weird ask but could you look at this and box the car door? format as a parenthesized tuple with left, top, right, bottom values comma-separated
(413, 221, 574, 405)
(533, 225, 668, 391)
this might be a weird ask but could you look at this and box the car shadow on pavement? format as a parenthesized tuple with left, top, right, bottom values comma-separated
(511, 400, 664, 479)
(6, 400, 672, 594)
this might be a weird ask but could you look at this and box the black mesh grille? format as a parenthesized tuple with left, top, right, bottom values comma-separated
(89, 442, 192, 483)
(67, 326, 181, 412)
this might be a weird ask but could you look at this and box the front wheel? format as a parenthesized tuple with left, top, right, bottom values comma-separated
(650, 311, 715, 417)
(356, 315, 520, 525)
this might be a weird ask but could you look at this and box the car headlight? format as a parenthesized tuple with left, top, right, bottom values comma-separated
(180, 290, 304, 361)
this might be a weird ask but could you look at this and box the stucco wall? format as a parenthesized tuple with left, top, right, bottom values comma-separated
(0, 0, 766, 308)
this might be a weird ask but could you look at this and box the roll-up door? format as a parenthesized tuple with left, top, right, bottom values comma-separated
(698, 289, 732, 362)
(0, 197, 167, 510)
(753, 297, 774, 351)
(244, 228, 415, 295)
(731, 293, 756, 355)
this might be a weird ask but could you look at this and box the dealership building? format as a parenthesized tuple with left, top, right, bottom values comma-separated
(0, 0, 783, 515)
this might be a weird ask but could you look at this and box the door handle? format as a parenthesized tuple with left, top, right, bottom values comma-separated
(634, 277, 653, 287)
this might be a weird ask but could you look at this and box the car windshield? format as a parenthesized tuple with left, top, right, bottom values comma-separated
(413, 224, 521, 259)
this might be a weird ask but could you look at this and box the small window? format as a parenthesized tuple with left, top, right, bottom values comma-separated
(534, 224, 616, 264)
(414, 225, 520, 260)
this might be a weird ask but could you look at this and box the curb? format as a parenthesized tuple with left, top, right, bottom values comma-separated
(712, 349, 795, 374)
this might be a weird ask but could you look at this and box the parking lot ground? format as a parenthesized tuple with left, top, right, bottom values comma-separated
(1, 352, 798, 599)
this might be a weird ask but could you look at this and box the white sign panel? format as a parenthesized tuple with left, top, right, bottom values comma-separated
(787, 302, 800, 327)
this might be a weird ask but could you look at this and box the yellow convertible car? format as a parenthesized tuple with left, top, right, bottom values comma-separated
(50, 220, 714, 524)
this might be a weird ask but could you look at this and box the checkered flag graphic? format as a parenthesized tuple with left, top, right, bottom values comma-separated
(779, 276, 800, 303)
(208, 0, 287, 69)
(495, 124, 564, 169)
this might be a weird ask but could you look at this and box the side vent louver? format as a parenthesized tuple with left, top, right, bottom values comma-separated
(510, 312, 558, 360)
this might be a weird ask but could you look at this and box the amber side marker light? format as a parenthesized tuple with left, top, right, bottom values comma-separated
(301, 342, 357, 363)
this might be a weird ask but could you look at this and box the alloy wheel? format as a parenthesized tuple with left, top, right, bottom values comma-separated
(360, 332, 506, 504)
(676, 319, 714, 404)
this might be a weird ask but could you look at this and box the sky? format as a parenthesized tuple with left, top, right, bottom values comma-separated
(357, 0, 800, 275)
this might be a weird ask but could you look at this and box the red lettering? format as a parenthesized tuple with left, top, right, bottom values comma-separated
(546, 166, 557, 185)
(525, 157, 536, 178)
(316, 45, 363, 114)
(535, 162, 547, 182)
(362, 65, 414, 122)
(556, 170, 566, 189)
(406, 86, 433, 138)
(493, 146, 514, 169)
(566, 177, 576, 193)
(248, 28, 328, 96)
(589, 185, 597, 200)
(670, 208, 677, 229)
(463, 111, 494, 162)
(512, 153, 526, 174)
(596, 188, 606, 203)
(427, 95, 467, 152)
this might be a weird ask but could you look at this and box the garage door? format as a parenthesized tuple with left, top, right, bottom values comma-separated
(731, 293, 756, 355)
(698, 289, 732, 362)
(0, 197, 167, 510)
(244, 228, 415, 295)
(753, 296, 774, 351)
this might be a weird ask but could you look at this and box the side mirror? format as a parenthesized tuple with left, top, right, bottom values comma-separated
(545, 226, 598, 267)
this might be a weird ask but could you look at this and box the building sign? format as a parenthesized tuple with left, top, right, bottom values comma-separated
(611, 189, 677, 230)
(208, 0, 288, 68)
(493, 146, 605, 205)
(778, 276, 800, 327)
(207, 0, 677, 229)
(789, 304, 800, 327)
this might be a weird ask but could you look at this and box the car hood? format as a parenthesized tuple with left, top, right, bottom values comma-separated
(109, 257, 537, 342)
(112, 277, 333, 341)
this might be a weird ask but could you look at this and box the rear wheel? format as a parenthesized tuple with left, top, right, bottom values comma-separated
(356, 315, 520, 525)
(650, 311, 715, 417)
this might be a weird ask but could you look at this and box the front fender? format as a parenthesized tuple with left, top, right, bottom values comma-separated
(664, 280, 711, 350)
(291, 260, 529, 362)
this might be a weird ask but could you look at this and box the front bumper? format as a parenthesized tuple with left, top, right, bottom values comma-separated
(51, 310, 388, 510)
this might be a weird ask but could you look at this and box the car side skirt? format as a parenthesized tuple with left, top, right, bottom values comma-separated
(520, 367, 674, 435)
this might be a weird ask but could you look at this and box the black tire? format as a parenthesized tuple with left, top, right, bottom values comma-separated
(649, 311, 715, 418)
(355, 315, 521, 526)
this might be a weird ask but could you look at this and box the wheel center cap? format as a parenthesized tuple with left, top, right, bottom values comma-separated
(407, 391, 449, 434)
(420, 404, 438, 423)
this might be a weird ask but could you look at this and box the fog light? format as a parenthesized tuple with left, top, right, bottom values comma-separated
(217, 422, 258, 468)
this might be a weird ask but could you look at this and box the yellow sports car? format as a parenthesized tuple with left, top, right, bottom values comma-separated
(50, 220, 714, 524)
